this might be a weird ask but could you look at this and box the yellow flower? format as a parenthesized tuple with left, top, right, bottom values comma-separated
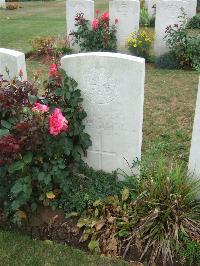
(133, 44, 137, 48)
(46, 191, 56, 200)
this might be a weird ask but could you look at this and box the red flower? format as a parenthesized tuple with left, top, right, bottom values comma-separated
(101, 12, 109, 21)
(32, 102, 49, 113)
(49, 108, 69, 136)
(92, 18, 99, 30)
(49, 64, 57, 76)
(95, 9, 100, 15)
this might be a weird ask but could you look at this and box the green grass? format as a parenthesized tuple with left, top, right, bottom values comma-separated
(0, 230, 127, 266)
(143, 66, 199, 163)
(0, 0, 108, 53)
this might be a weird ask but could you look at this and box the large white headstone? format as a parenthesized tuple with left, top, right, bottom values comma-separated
(0, 48, 27, 80)
(189, 78, 200, 179)
(0, 0, 6, 8)
(66, 0, 94, 36)
(154, 0, 197, 56)
(61, 52, 145, 174)
(109, 0, 140, 51)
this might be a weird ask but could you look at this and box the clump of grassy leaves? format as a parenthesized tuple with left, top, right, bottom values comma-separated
(77, 158, 200, 265)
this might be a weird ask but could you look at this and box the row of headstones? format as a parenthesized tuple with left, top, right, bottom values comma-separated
(0, 47, 199, 179)
(66, 0, 197, 56)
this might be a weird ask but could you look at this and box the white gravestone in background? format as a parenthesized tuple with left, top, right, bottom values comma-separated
(66, 0, 94, 37)
(61, 52, 145, 174)
(188, 78, 200, 179)
(0, 48, 27, 80)
(109, 0, 140, 51)
(154, 0, 197, 56)
(0, 0, 6, 8)
(145, 0, 157, 17)
(184, 0, 197, 19)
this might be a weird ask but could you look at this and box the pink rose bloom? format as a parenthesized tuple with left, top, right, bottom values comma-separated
(49, 108, 69, 136)
(92, 18, 99, 30)
(32, 102, 49, 113)
(49, 63, 57, 76)
(101, 12, 109, 21)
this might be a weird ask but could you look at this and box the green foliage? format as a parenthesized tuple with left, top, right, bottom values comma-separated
(177, 231, 200, 266)
(55, 163, 125, 214)
(187, 14, 200, 29)
(0, 68, 91, 223)
(77, 187, 138, 256)
(127, 29, 154, 59)
(31, 35, 72, 61)
(6, 3, 20, 10)
(155, 52, 179, 69)
(77, 159, 200, 264)
(139, 7, 155, 27)
(70, 12, 117, 52)
(165, 13, 200, 71)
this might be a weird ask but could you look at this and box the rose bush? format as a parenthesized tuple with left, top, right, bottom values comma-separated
(70, 10, 118, 52)
(0, 65, 91, 223)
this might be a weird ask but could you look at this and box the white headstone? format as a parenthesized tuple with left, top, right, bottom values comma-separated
(145, 0, 157, 17)
(0, 48, 27, 80)
(154, 0, 197, 56)
(184, 0, 197, 19)
(189, 78, 200, 179)
(0, 0, 6, 8)
(61, 52, 145, 174)
(66, 0, 94, 36)
(109, 0, 140, 51)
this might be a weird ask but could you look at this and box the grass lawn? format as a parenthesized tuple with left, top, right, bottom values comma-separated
(0, 230, 127, 266)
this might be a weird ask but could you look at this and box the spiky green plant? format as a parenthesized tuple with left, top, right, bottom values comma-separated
(123, 159, 200, 265)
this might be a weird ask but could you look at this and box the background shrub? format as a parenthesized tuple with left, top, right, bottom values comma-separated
(155, 52, 179, 69)
(31, 35, 72, 61)
(187, 14, 200, 29)
(6, 3, 20, 9)
(140, 7, 155, 27)
(70, 11, 117, 52)
(165, 15, 200, 71)
(127, 29, 154, 59)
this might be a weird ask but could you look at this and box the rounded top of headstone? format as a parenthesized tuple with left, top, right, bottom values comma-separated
(61, 52, 145, 64)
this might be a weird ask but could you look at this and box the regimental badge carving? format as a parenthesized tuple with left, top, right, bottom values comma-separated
(117, 1, 129, 16)
(83, 68, 117, 105)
